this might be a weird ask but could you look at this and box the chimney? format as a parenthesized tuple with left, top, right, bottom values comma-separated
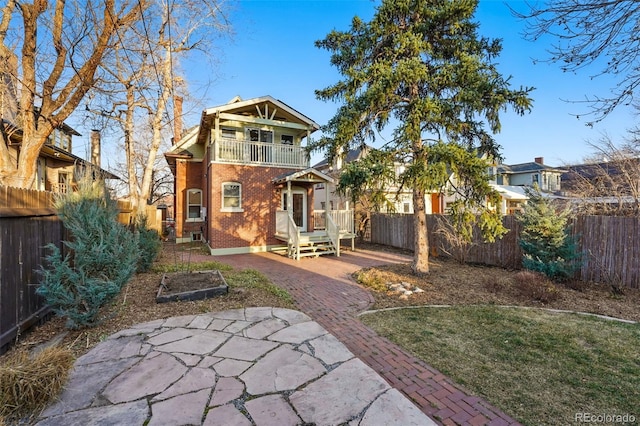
(90, 130, 101, 167)
(173, 95, 183, 145)
(534, 157, 544, 165)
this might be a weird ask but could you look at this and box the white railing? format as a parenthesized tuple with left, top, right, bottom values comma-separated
(325, 212, 340, 257)
(215, 138, 308, 168)
(275, 210, 301, 260)
(313, 210, 354, 234)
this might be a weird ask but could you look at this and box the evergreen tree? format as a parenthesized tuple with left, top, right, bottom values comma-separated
(37, 180, 138, 328)
(517, 187, 581, 280)
(314, 0, 533, 274)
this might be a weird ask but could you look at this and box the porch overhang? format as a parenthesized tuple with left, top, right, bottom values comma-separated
(272, 168, 335, 185)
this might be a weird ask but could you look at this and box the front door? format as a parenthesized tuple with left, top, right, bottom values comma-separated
(282, 188, 307, 231)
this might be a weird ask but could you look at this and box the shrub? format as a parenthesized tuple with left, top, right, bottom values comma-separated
(135, 215, 162, 273)
(0, 347, 74, 421)
(37, 180, 138, 328)
(513, 270, 559, 303)
(517, 187, 581, 281)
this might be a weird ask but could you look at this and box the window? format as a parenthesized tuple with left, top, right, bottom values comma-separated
(187, 189, 203, 221)
(532, 174, 539, 185)
(221, 128, 236, 139)
(248, 129, 273, 143)
(281, 134, 293, 145)
(222, 182, 242, 212)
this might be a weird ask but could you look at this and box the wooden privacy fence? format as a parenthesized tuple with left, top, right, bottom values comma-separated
(0, 186, 60, 353)
(370, 213, 640, 289)
(0, 186, 160, 353)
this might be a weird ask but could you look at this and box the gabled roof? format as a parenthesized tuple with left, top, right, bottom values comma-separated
(313, 145, 370, 170)
(203, 96, 320, 130)
(498, 162, 566, 175)
(164, 126, 202, 165)
(272, 167, 335, 185)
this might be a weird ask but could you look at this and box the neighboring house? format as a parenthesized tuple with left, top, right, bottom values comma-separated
(313, 146, 444, 215)
(165, 96, 354, 259)
(561, 159, 640, 215)
(496, 157, 566, 194)
(1, 119, 117, 192)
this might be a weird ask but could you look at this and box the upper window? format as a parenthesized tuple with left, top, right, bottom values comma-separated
(222, 182, 242, 212)
(281, 134, 294, 145)
(248, 129, 273, 143)
(187, 189, 203, 221)
(221, 128, 236, 139)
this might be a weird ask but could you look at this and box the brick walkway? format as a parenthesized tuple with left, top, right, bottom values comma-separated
(200, 248, 521, 426)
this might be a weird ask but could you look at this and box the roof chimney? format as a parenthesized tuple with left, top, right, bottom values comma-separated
(173, 95, 183, 145)
(90, 130, 101, 167)
(534, 157, 544, 165)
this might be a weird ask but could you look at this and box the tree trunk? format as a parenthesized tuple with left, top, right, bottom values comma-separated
(412, 186, 430, 274)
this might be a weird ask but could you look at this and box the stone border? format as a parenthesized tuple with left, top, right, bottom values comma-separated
(358, 304, 637, 324)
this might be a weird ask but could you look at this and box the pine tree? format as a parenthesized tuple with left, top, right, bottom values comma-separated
(314, 0, 533, 273)
(517, 187, 581, 280)
(37, 179, 138, 328)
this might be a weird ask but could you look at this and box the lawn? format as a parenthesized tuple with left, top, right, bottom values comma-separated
(360, 305, 640, 426)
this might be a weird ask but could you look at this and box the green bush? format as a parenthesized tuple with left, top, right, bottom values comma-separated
(135, 215, 162, 273)
(517, 187, 581, 281)
(37, 181, 138, 328)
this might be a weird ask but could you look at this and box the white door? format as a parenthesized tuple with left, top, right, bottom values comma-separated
(282, 188, 307, 232)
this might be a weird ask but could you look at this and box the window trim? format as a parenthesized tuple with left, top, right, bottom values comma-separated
(186, 188, 204, 222)
(221, 182, 243, 212)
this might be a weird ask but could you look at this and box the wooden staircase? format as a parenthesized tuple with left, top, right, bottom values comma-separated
(289, 232, 336, 259)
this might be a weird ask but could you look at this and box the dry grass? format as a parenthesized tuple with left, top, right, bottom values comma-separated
(355, 254, 640, 323)
(0, 347, 74, 421)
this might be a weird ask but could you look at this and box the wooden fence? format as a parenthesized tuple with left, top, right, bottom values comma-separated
(0, 186, 160, 354)
(370, 213, 640, 289)
(0, 187, 60, 353)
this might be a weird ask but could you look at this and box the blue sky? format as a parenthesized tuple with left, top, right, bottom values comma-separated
(86, 0, 634, 169)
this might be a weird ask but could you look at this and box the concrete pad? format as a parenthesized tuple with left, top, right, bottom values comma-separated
(152, 367, 217, 401)
(240, 344, 326, 395)
(210, 377, 245, 407)
(290, 358, 389, 425)
(242, 318, 288, 339)
(155, 329, 230, 355)
(103, 352, 187, 403)
(36, 400, 149, 426)
(361, 389, 438, 426)
(308, 333, 354, 365)
(268, 321, 327, 344)
(203, 404, 251, 426)
(212, 358, 253, 376)
(148, 388, 210, 426)
(213, 335, 278, 361)
(244, 394, 301, 426)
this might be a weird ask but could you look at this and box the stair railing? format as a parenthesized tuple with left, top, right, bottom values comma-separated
(325, 212, 340, 257)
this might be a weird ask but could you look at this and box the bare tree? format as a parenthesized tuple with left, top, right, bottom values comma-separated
(83, 0, 230, 219)
(563, 135, 640, 215)
(514, 0, 640, 122)
(0, 0, 145, 188)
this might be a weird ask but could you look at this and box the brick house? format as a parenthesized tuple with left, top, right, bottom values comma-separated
(165, 96, 354, 259)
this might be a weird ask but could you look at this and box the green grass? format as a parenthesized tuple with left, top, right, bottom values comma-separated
(360, 306, 640, 426)
(152, 261, 293, 304)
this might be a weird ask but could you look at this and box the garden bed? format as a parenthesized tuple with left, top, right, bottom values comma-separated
(156, 270, 228, 303)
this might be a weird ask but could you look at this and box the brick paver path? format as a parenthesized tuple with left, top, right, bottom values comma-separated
(198, 248, 520, 426)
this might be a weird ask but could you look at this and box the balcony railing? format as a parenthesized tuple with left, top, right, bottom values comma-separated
(214, 138, 308, 168)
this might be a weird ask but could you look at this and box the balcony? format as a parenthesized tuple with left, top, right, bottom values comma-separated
(213, 138, 309, 168)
